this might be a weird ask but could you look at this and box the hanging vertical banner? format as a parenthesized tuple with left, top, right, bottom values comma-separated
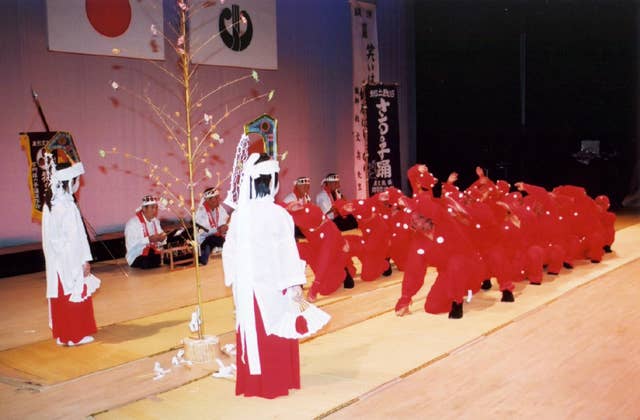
(351, 0, 379, 198)
(365, 84, 401, 195)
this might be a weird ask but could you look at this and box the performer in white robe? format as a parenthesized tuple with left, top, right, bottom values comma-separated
(223, 153, 329, 399)
(42, 152, 100, 346)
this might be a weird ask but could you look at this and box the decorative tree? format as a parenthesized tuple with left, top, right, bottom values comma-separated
(102, 0, 274, 341)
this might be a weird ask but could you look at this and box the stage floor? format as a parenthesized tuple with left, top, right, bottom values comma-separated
(1, 211, 639, 419)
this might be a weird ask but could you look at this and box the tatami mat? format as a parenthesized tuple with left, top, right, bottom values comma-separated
(0, 259, 409, 384)
(94, 224, 640, 419)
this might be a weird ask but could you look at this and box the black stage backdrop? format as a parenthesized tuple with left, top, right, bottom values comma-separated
(414, 1, 637, 206)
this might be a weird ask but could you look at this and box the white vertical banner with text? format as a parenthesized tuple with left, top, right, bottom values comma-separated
(351, 1, 379, 198)
(190, 0, 277, 70)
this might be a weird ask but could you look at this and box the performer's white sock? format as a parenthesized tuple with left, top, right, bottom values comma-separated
(68, 336, 94, 346)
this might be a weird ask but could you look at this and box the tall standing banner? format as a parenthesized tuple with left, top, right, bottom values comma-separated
(365, 84, 401, 195)
(351, 0, 379, 198)
(190, 0, 278, 69)
(46, 0, 164, 60)
(19, 131, 81, 221)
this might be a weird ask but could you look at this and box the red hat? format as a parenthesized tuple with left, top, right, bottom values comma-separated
(407, 164, 437, 195)
(495, 180, 511, 195)
(553, 185, 587, 199)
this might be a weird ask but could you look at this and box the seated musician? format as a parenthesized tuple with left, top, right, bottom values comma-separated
(124, 195, 166, 269)
(283, 176, 312, 209)
(195, 187, 229, 266)
(315, 173, 358, 231)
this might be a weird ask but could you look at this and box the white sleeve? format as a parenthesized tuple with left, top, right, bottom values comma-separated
(125, 217, 148, 250)
(219, 206, 229, 226)
(195, 205, 210, 231)
(153, 218, 166, 246)
(274, 209, 307, 290)
(195, 205, 216, 244)
(125, 217, 149, 265)
(221, 217, 237, 287)
(316, 191, 334, 218)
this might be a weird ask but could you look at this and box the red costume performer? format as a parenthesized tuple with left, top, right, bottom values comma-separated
(395, 194, 483, 319)
(375, 187, 412, 271)
(288, 203, 356, 301)
(502, 191, 545, 285)
(407, 164, 438, 197)
(553, 185, 609, 263)
(338, 197, 392, 282)
(517, 182, 570, 275)
(594, 195, 616, 253)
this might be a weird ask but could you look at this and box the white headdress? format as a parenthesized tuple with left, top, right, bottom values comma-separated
(203, 187, 220, 199)
(44, 152, 85, 201)
(294, 176, 310, 186)
(224, 134, 251, 210)
(136, 195, 158, 212)
(42, 131, 86, 202)
(321, 173, 340, 185)
(198, 187, 220, 209)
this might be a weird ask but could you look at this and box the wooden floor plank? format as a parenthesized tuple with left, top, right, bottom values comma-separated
(329, 258, 640, 420)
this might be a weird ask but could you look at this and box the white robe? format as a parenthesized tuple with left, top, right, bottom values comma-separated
(222, 197, 307, 374)
(42, 193, 100, 303)
(195, 203, 229, 245)
(315, 189, 339, 219)
(283, 192, 310, 205)
(124, 214, 165, 266)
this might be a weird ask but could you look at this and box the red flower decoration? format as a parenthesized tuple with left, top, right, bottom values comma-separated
(295, 315, 308, 335)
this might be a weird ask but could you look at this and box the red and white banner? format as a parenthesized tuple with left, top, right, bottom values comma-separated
(46, 0, 164, 60)
(351, 0, 379, 198)
(189, 0, 277, 70)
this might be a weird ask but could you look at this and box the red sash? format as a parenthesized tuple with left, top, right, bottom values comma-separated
(204, 202, 221, 235)
(136, 211, 158, 256)
(295, 192, 311, 204)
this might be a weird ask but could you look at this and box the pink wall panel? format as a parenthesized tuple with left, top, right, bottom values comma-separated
(0, 0, 414, 247)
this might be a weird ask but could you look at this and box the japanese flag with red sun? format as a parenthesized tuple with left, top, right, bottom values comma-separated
(46, 0, 164, 60)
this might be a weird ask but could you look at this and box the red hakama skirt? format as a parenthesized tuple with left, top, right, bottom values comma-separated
(235, 297, 301, 399)
(50, 279, 97, 344)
